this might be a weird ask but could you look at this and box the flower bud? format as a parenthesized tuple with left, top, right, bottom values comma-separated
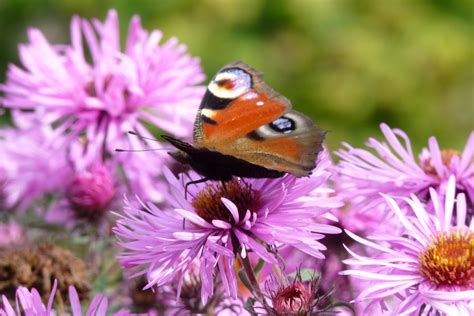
(273, 282, 311, 314)
(67, 165, 115, 220)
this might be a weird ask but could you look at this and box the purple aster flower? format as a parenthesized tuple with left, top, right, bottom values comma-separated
(0, 10, 205, 201)
(0, 125, 72, 212)
(0, 280, 130, 316)
(0, 221, 24, 248)
(336, 123, 473, 228)
(114, 151, 341, 303)
(341, 176, 474, 315)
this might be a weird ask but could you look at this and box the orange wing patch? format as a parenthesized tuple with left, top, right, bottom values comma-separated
(199, 90, 286, 146)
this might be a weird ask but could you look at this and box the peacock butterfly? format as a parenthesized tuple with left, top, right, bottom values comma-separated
(162, 62, 326, 185)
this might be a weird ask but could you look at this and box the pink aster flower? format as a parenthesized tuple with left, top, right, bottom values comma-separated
(0, 280, 130, 316)
(336, 123, 473, 229)
(0, 10, 205, 201)
(114, 153, 341, 303)
(341, 176, 474, 315)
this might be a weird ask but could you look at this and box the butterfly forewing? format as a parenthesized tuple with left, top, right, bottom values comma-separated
(189, 61, 325, 177)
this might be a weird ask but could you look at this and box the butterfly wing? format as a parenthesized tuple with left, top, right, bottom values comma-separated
(192, 62, 325, 177)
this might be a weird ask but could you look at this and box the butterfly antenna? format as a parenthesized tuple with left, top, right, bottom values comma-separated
(127, 131, 162, 143)
(115, 148, 168, 153)
(184, 177, 209, 200)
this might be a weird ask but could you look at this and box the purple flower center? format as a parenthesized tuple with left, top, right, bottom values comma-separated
(191, 179, 261, 224)
(419, 230, 474, 288)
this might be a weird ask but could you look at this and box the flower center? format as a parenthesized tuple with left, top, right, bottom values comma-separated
(419, 230, 474, 288)
(191, 179, 261, 224)
(273, 282, 311, 314)
(420, 149, 460, 177)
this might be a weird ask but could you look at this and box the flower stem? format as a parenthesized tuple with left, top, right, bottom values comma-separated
(272, 263, 288, 287)
(238, 254, 264, 300)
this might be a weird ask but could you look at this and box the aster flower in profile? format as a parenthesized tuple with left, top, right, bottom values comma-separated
(341, 176, 474, 315)
(336, 123, 473, 225)
(249, 269, 334, 316)
(114, 152, 341, 303)
(0, 280, 130, 316)
(41, 162, 118, 228)
(0, 10, 205, 202)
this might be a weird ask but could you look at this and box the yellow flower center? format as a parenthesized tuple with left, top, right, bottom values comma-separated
(419, 230, 474, 288)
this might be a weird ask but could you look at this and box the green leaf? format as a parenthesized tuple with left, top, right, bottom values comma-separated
(254, 259, 265, 274)
(287, 268, 319, 282)
(237, 268, 253, 293)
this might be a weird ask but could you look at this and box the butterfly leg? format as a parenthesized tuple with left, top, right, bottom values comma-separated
(184, 177, 209, 200)
(221, 180, 228, 194)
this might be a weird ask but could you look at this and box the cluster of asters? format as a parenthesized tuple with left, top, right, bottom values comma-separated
(0, 9, 472, 316)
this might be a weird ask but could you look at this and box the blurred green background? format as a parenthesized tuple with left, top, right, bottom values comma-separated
(0, 0, 472, 152)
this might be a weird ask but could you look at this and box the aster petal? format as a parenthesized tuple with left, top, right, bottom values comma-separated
(224, 252, 238, 299)
(234, 229, 277, 264)
(443, 175, 456, 230)
(174, 208, 214, 228)
(217, 255, 230, 298)
(212, 220, 232, 229)
(172, 231, 207, 241)
(1, 295, 16, 316)
(345, 229, 401, 256)
(343, 245, 417, 270)
(456, 192, 467, 228)
(429, 187, 443, 230)
(94, 296, 109, 316)
(69, 286, 82, 316)
(382, 194, 426, 245)
(341, 270, 421, 281)
(380, 123, 416, 164)
(428, 136, 446, 178)
(459, 131, 474, 174)
(221, 198, 240, 223)
(356, 279, 419, 301)
(396, 292, 422, 315)
(206, 240, 234, 257)
(420, 288, 474, 301)
(404, 194, 431, 236)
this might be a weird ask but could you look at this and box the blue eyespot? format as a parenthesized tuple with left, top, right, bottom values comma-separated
(269, 117, 295, 134)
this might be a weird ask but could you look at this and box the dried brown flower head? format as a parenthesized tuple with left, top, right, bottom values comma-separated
(0, 242, 90, 301)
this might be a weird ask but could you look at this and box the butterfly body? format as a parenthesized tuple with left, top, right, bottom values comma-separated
(162, 135, 285, 181)
(163, 62, 325, 182)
